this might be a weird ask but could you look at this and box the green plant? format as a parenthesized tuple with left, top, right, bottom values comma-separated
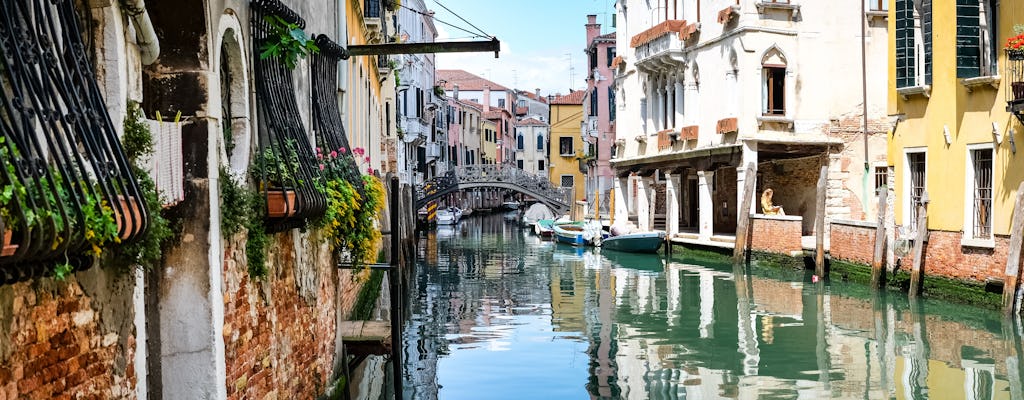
(433, 85, 445, 97)
(311, 146, 385, 269)
(114, 100, 173, 270)
(122, 100, 153, 160)
(219, 166, 271, 279)
(253, 139, 302, 188)
(259, 15, 319, 70)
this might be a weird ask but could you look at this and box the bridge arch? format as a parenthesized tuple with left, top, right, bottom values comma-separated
(415, 165, 572, 214)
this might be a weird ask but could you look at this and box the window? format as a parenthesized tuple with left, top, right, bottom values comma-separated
(955, 0, 998, 78)
(517, 134, 524, 150)
(537, 134, 544, 150)
(517, 159, 524, 169)
(561, 175, 575, 188)
(867, 0, 888, 11)
(498, 98, 506, 108)
(607, 47, 616, 67)
(907, 151, 927, 226)
(590, 88, 599, 117)
(538, 160, 545, 171)
(608, 86, 616, 122)
(874, 166, 888, 193)
(967, 147, 993, 240)
(559, 137, 574, 156)
(762, 66, 785, 115)
(518, 100, 526, 108)
(895, 0, 932, 88)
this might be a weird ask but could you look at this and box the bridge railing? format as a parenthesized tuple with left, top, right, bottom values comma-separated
(414, 165, 572, 209)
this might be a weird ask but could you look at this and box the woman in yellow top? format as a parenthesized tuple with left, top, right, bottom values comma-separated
(761, 188, 785, 215)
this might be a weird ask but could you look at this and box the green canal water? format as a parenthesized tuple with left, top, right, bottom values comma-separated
(402, 214, 1023, 399)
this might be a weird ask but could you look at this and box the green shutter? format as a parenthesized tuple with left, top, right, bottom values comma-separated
(923, 0, 932, 85)
(895, 0, 916, 88)
(957, 0, 981, 78)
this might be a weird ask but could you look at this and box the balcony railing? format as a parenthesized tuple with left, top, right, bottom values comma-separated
(1007, 49, 1024, 123)
(632, 20, 689, 68)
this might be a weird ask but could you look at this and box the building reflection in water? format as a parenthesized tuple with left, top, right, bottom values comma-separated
(403, 214, 1022, 400)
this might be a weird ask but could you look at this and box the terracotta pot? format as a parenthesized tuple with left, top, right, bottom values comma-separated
(115, 195, 143, 241)
(1013, 82, 1024, 102)
(1, 229, 16, 257)
(266, 189, 299, 218)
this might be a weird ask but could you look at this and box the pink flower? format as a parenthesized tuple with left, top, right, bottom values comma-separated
(316, 147, 322, 153)
(339, 147, 347, 154)
(353, 147, 365, 156)
(364, 156, 371, 163)
(366, 167, 374, 174)
(319, 164, 325, 170)
(330, 151, 338, 158)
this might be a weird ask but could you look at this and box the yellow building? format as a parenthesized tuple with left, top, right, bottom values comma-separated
(549, 91, 587, 201)
(342, 0, 396, 174)
(481, 118, 498, 164)
(888, 0, 1024, 283)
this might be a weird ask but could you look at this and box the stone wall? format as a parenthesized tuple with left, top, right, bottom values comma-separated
(222, 231, 341, 399)
(830, 220, 878, 266)
(749, 215, 803, 256)
(0, 268, 137, 400)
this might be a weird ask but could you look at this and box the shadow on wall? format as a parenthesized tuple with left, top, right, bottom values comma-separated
(758, 157, 819, 235)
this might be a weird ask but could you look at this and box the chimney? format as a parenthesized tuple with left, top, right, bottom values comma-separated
(482, 84, 491, 112)
(535, 88, 541, 98)
(586, 14, 601, 45)
(453, 83, 459, 100)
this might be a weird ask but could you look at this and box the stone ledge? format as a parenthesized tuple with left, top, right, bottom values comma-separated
(750, 213, 802, 222)
(831, 219, 876, 229)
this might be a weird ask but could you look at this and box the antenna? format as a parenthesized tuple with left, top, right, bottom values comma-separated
(565, 53, 575, 87)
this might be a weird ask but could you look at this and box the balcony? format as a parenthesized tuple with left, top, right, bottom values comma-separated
(632, 20, 689, 70)
(581, 116, 599, 138)
(426, 142, 441, 159)
(1006, 49, 1024, 124)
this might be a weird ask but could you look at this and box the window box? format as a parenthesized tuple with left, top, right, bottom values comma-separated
(716, 118, 737, 135)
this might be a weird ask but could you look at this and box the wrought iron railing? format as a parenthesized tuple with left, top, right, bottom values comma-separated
(0, 0, 148, 281)
(311, 34, 364, 192)
(414, 165, 573, 211)
(252, 0, 327, 232)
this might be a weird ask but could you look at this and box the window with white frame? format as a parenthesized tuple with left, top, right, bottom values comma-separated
(762, 65, 785, 116)
(867, 0, 888, 11)
(895, 0, 932, 88)
(966, 145, 993, 240)
(905, 150, 927, 227)
(954, 0, 995, 77)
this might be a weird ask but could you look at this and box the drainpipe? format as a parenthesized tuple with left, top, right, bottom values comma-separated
(121, 0, 161, 65)
(861, 0, 870, 214)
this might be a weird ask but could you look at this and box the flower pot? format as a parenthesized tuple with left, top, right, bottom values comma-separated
(266, 189, 299, 218)
(115, 195, 143, 241)
(1013, 82, 1024, 102)
(1, 229, 17, 257)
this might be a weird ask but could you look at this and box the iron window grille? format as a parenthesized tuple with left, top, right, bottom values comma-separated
(252, 0, 327, 232)
(311, 34, 365, 195)
(0, 0, 148, 281)
(1006, 49, 1024, 111)
(908, 152, 926, 225)
(971, 148, 993, 239)
(874, 166, 888, 193)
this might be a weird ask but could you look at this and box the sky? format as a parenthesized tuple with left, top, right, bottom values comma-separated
(426, 0, 616, 97)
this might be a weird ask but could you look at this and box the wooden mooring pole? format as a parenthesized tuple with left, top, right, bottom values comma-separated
(814, 160, 828, 277)
(1003, 182, 1024, 315)
(733, 163, 756, 264)
(909, 199, 928, 297)
(871, 188, 888, 288)
(388, 177, 403, 399)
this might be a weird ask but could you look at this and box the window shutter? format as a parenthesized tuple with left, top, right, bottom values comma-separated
(895, 0, 916, 87)
(608, 86, 616, 122)
(922, 0, 933, 85)
(956, 0, 981, 78)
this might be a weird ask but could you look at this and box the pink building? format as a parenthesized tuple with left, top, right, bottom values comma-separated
(582, 14, 616, 211)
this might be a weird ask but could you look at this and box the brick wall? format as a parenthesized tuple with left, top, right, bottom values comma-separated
(222, 232, 340, 399)
(830, 220, 877, 266)
(898, 231, 1010, 283)
(749, 215, 803, 255)
(0, 269, 137, 400)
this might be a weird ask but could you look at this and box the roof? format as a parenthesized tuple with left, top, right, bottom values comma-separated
(549, 90, 586, 105)
(458, 99, 482, 112)
(516, 90, 549, 104)
(515, 106, 529, 115)
(438, 69, 510, 91)
(596, 32, 616, 41)
(518, 118, 548, 126)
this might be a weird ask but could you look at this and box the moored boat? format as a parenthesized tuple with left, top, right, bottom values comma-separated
(601, 231, 666, 254)
(534, 219, 555, 238)
(552, 220, 605, 246)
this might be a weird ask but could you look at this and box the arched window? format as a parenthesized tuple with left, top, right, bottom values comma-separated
(761, 47, 788, 116)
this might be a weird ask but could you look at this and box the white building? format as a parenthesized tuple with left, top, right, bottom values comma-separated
(612, 0, 890, 240)
(514, 118, 550, 175)
(398, 0, 442, 183)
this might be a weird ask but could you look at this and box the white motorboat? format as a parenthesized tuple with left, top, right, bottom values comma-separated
(436, 206, 462, 225)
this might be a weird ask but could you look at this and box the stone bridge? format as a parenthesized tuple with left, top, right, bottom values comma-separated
(415, 165, 573, 213)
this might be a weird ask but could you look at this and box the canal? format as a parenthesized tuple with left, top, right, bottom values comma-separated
(401, 213, 1023, 399)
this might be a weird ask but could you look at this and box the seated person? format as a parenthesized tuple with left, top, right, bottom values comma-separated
(761, 188, 785, 215)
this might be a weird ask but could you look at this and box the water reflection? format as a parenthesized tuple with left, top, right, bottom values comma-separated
(403, 214, 1024, 399)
